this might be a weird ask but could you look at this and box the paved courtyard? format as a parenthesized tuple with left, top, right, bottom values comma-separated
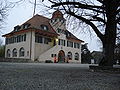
(0, 63, 120, 90)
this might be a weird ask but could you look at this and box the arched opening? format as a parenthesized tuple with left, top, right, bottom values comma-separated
(75, 53, 79, 60)
(67, 52, 72, 60)
(58, 50, 65, 63)
(7, 49, 11, 57)
(12, 48, 17, 57)
(19, 47, 25, 57)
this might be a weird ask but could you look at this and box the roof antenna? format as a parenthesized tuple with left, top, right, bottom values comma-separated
(33, 0, 36, 16)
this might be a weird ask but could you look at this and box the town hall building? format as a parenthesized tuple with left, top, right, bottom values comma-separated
(3, 10, 84, 63)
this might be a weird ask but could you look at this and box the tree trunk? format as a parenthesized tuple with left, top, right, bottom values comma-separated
(99, 0, 117, 67)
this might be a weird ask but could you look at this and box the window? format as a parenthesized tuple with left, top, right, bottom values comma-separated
(58, 39, 66, 46)
(17, 35, 21, 42)
(5, 34, 26, 45)
(75, 53, 79, 60)
(74, 42, 80, 49)
(35, 36, 43, 43)
(57, 28, 62, 33)
(12, 48, 17, 57)
(24, 34, 26, 41)
(6, 38, 8, 45)
(19, 47, 25, 57)
(77, 43, 80, 49)
(51, 54, 56, 57)
(14, 25, 21, 31)
(67, 52, 72, 60)
(41, 25, 49, 31)
(7, 49, 11, 57)
(23, 24, 30, 29)
(44, 38, 49, 44)
(67, 41, 73, 47)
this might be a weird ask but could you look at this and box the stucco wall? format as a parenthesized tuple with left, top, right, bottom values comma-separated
(5, 31, 35, 60)
(34, 43, 52, 60)
(38, 44, 81, 63)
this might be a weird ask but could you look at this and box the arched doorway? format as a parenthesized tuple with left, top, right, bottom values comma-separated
(58, 50, 65, 63)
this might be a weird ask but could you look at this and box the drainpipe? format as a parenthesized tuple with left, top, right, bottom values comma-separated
(30, 30, 32, 60)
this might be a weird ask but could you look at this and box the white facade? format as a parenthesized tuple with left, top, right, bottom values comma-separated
(3, 10, 83, 63)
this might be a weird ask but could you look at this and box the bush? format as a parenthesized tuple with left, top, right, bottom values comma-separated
(45, 60, 53, 63)
(0, 45, 5, 57)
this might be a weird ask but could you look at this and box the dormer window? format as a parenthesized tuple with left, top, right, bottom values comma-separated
(14, 25, 21, 31)
(66, 32, 71, 37)
(57, 28, 62, 33)
(40, 25, 49, 31)
(23, 23, 30, 29)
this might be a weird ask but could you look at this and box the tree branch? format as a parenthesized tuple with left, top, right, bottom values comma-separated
(116, 8, 120, 15)
(51, 1, 104, 9)
(92, 15, 106, 24)
(66, 11, 104, 41)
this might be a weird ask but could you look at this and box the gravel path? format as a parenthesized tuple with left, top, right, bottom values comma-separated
(0, 63, 120, 90)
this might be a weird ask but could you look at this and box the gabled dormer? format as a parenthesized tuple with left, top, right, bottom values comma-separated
(14, 25, 21, 32)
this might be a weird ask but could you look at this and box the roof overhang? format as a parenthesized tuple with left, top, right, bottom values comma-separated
(2, 28, 59, 38)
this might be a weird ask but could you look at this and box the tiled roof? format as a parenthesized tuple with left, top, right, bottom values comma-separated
(3, 14, 58, 37)
(52, 10, 63, 19)
(65, 30, 84, 42)
(23, 14, 58, 34)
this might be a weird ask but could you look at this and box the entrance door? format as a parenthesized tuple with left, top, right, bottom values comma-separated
(58, 50, 65, 63)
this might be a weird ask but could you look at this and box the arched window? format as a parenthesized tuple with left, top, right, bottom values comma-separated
(75, 53, 79, 60)
(19, 47, 25, 57)
(67, 52, 72, 60)
(12, 48, 17, 57)
(7, 49, 11, 57)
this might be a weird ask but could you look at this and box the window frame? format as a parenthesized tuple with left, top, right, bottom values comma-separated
(75, 53, 79, 60)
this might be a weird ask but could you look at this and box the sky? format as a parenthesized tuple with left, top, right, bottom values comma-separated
(0, 0, 101, 52)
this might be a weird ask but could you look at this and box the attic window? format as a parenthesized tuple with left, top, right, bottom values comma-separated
(23, 23, 30, 29)
(14, 25, 21, 31)
(66, 32, 71, 37)
(40, 25, 49, 31)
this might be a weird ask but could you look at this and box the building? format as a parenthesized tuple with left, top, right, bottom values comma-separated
(2, 10, 84, 63)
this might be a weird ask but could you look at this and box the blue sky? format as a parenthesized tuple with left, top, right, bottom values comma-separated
(0, 0, 101, 52)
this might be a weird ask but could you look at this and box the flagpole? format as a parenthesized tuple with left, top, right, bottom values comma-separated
(33, 0, 36, 16)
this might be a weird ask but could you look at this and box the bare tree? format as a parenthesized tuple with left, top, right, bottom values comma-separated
(0, 38, 3, 46)
(0, 0, 25, 30)
(42, 0, 120, 67)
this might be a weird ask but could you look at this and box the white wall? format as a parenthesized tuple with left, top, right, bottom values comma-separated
(5, 31, 34, 60)
(38, 44, 81, 63)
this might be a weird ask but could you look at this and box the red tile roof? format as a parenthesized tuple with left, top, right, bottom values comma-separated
(52, 10, 64, 19)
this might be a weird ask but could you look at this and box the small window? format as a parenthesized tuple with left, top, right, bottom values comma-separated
(75, 53, 79, 60)
(67, 52, 72, 60)
(51, 54, 56, 57)
(7, 49, 11, 57)
(41, 25, 49, 31)
(12, 48, 17, 57)
(19, 47, 25, 57)
(57, 28, 62, 33)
